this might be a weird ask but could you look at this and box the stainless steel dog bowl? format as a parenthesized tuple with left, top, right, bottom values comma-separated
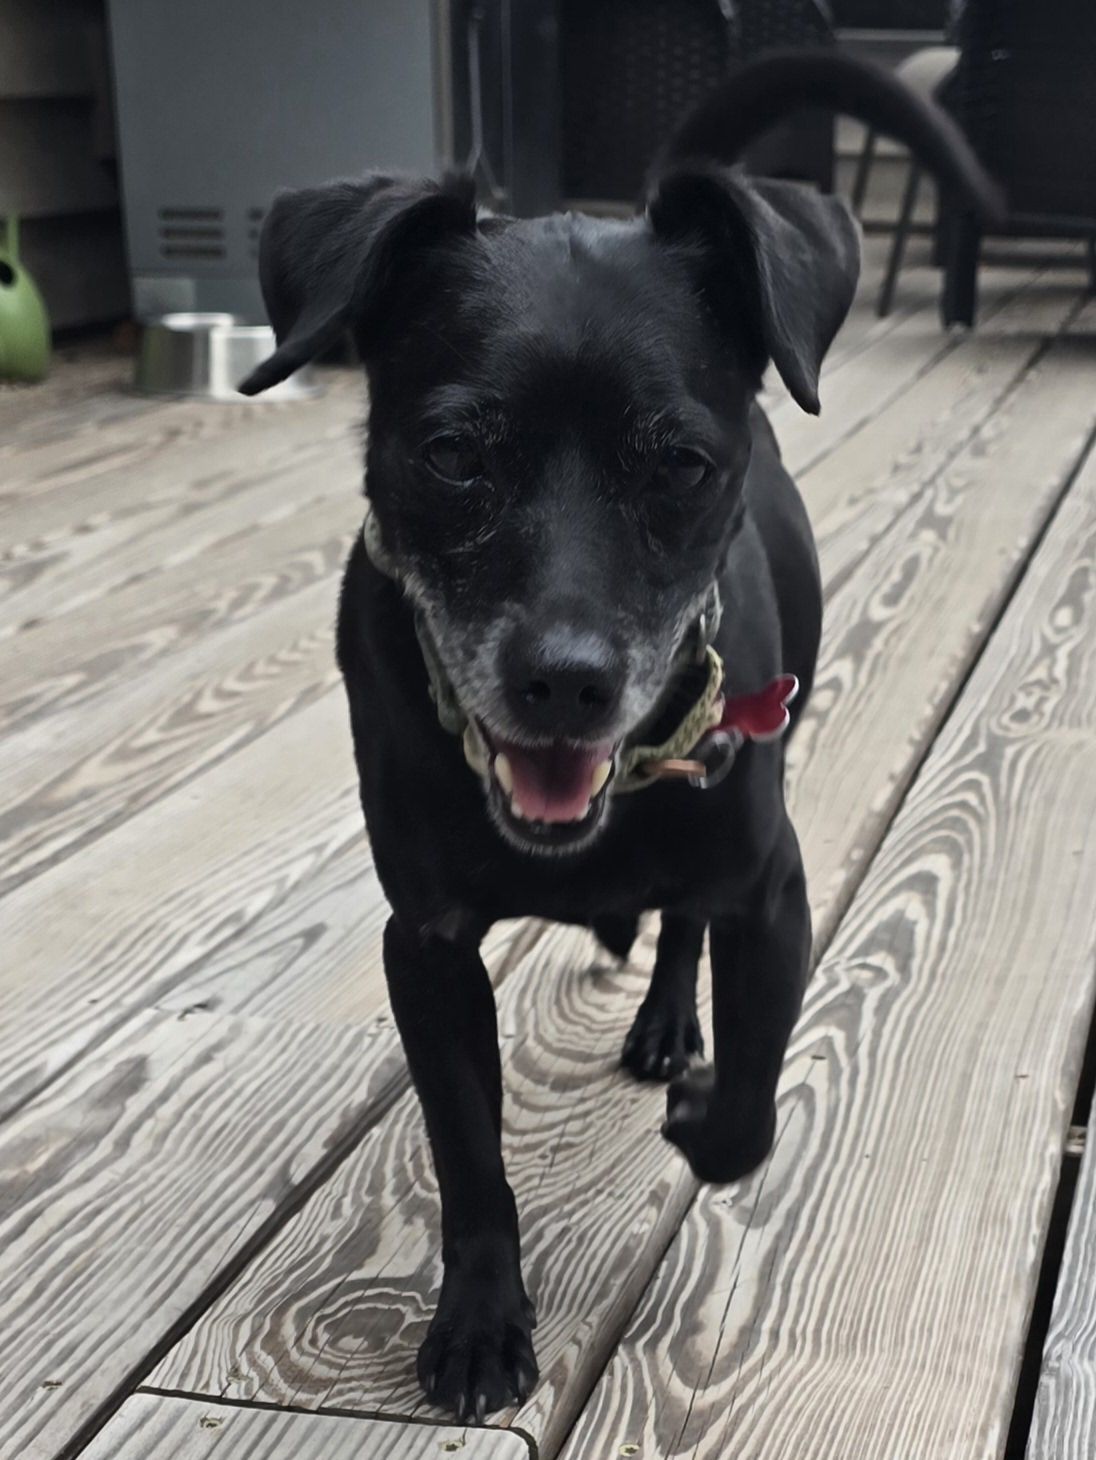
(135, 312, 319, 401)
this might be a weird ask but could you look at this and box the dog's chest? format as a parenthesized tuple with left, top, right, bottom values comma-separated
(466, 778, 765, 925)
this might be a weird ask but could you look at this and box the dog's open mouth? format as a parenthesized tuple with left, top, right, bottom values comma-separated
(475, 724, 618, 851)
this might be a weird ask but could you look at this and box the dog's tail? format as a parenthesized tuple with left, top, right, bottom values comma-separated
(651, 48, 1003, 226)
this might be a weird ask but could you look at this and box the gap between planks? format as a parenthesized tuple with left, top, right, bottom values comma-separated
(77, 1391, 531, 1459)
(1027, 1086, 1096, 1456)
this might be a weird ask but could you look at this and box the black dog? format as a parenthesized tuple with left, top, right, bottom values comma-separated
(241, 53, 999, 1423)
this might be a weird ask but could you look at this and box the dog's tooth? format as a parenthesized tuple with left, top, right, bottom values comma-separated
(591, 759, 612, 796)
(463, 724, 487, 773)
(494, 752, 514, 795)
(510, 796, 527, 821)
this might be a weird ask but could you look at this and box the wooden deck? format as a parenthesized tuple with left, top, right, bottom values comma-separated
(3, 238, 1096, 1460)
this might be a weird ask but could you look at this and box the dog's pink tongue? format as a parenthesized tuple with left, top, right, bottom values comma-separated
(499, 740, 609, 823)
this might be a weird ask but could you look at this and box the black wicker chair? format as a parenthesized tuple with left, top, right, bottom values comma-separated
(833, 0, 948, 22)
(561, 0, 836, 205)
(561, 0, 734, 203)
(735, 0, 836, 192)
(942, 0, 1096, 325)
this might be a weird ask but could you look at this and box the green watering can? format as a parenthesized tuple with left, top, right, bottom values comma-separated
(0, 215, 50, 383)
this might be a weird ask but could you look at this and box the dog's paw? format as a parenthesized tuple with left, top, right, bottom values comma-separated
(661, 1065, 776, 1183)
(621, 997, 703, 1082)
(418, 1289, 538, 1423)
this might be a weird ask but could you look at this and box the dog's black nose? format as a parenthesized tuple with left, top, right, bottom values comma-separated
(502, 625, 624, 738)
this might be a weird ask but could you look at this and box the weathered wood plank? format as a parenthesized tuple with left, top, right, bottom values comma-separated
(0, 277, 1068, 887)
(0, 358, 356, 479)
(793, 310, 1096, 951)
(1027, 1088, 1096, 1459)
(82, 1394, 530, 1460)
(0, 1007, 427, 1460)
(0, 397, 361, 636)
(0, 578, 339, 894)
(147, 309, 1096, 1453)
(795, 282, 1084, 591)
(156, 803, 544, 1026)
(560, 429, 1096, 1458)
(0, 368, 359, 510)
(0, 690, 362, 1116)
(0, 352, 139, 448)
(0, 884, 543, 1459)
(777, 236, 1049, 386)
(0, 494, 359, 733)
(0, 360, 226, 461)
(769, 265, 1078, 480)
(147, 923, 697, 1423)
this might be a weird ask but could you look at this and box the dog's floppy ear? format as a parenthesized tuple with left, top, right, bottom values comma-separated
(647, 167, 860, 414)
(239, 173, 477, 395)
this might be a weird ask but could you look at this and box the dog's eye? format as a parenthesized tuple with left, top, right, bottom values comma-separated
(423, 435, 485, 486)
(660, 446, 712, 491)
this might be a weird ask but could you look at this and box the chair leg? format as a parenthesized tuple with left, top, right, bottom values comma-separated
(878, 161, 921, 318)
(941, 212, 981, 327)
(1087, 235, 1096, 294)
(850, 128, 876, 218)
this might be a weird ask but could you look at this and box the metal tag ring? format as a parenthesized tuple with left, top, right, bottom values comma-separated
(686, 730, 740, 789)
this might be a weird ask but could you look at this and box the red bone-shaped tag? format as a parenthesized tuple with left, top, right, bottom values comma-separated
(639, 673, 799, 788)
(712, 673, 799, 743)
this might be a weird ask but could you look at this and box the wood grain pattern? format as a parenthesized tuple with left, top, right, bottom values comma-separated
(0, 690, 362, 1116)
(82, 1394, 530, 1460)
(805, 236, 942, 374)
(1, 373, 358, 534)
(1028, 1087, 1096, 1459)
(0, 365, 190, 465)
(146, 922, 700, 1437)
(0, 353, 136, 456)
(0, 365, 360, 498)
(0, 1006, 421, 1460)
(156, 802, 544, 1028)
(560, 417, 1096, 1460)
(768, 263, 1073, 480)
(791, 307, 1096, 951)
(800, 283, 1084, 593)
(0, 343, 553, 1456)
(0, 494, 359, 733)
(147, 304, 1096, 1456)
(0, 898, 543, 1460)
(0, 399, 361, 637)
(0, 579, 339, 895)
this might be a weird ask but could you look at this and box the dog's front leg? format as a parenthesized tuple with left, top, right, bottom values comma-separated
(382, 914, 537, 1421)
(662, 820, 810, 1184)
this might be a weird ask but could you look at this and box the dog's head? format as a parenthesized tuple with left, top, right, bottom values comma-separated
(242, 168, 858, 855)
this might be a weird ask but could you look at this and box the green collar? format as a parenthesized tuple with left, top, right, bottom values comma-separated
(360, 503, 725, 791)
